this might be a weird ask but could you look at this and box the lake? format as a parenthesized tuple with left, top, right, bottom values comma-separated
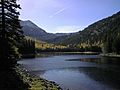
(18, 53, 120, 90)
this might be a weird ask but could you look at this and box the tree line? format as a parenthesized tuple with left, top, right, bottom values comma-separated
(19, 38, 35, 58)
(103, 33, 120, 54)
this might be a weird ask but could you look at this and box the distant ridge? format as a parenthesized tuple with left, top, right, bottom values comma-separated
(20, 11, 120, 46)
(20, 20, 69, 41)
(49, 11, 120, 45)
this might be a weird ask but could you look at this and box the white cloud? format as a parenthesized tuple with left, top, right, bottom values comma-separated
(53, 25, 85, 33)
(49, 7, 67, 18)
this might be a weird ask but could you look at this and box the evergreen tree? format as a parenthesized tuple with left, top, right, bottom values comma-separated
(112, 35, 120, 54)
(102, 34, 113, 54)
(19, 38, 35, 58)
(0, 0, 23, 69)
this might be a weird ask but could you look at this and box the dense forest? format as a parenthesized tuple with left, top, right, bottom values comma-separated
(47, 11, 120, 54)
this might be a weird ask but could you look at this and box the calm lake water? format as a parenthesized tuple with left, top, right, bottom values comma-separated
(18, 54, 120, 90)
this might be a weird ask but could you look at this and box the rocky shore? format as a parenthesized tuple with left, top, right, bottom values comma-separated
(16, 65, 62, 90)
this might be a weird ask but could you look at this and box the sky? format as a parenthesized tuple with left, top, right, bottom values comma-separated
(18, 0, 120, 33)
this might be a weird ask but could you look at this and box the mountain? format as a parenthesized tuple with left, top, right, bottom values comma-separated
(20, 11, 120, 48)
(20, 20, 54, 41)
(20, 20, 69, 41)
(55, 33, 71, 37)
(50, 11, 120, 46)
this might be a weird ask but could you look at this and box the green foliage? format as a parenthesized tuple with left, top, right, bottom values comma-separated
(19, 11, 120, 53)
(103, 37, 113, 53)
(35, 38, 67, 52)
(103, 32, 120, 54)
(112, 36, 120, 54)
(50, 11, 120, 53)
(19, 37, 35, 58)
(0, 0, 23, 69)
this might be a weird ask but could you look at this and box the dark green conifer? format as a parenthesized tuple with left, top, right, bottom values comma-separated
(0, 0, 23, 69)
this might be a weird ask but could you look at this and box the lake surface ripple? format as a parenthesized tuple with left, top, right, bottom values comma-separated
(18, 54, 120, 90)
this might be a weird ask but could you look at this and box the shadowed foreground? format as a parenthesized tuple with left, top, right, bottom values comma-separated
(0, 69, 29, 90)
(0, 64, 62, 90)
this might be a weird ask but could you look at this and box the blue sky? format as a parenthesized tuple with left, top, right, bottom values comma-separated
(18, 0, 120, 33)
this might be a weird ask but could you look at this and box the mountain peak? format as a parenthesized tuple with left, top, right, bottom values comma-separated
(21, 20, 39, 28)
(20, 20, 70, 41)
(25, 20, 31, 22)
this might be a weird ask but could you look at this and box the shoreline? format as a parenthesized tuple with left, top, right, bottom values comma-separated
(16, 64, 62, 90)
(36, 51, 99, 56)
(100, 53, 120, 58)
(21, 52, 100, 59)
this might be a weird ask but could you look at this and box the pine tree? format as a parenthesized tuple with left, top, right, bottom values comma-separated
(19, 38, 35, 58)
(112, 35, 120, 54)
(0, 0, 23, 69)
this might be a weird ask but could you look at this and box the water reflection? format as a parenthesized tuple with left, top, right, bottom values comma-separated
(31, 66, 120, 90)
(67, 57, 120, 65)
(78, 67, 120, 89)
(19, 54, 120, 90)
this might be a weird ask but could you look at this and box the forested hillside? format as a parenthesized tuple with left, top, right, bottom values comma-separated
(23, 36, 67, 53)
(49, 11, 120, 53)
(51, 11, 120, 46)
(21, 11, 120, 53)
